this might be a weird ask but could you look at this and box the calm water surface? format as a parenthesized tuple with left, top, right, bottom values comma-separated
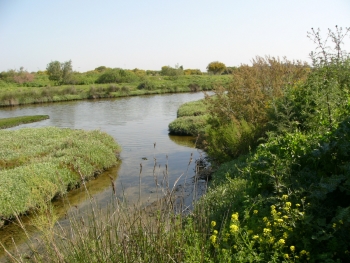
(0, 92, 208, 257)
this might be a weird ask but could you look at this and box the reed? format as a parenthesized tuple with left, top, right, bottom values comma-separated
(1, 144, 212, 263)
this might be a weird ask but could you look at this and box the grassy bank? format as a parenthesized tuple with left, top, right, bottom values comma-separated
(0, 127, 121, 221)
(0, 75, 231, 107)
(0, 115, 49, 129)
(168, 99, 209, 136)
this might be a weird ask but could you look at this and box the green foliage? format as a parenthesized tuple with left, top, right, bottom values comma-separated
(184, 69, 202, 75)
(137, 79, 157, 90)
(96, 68, 139, 84)
(168, 115, 209, 136)
(160, 64, 184, 77)
(46, 60, 73, 85)
(205, 119, 258, 162)
(0, 68, 34, 86)
(0, 115, 49, 129)
(0, 127, 121, 219)
(207, 61, 226, 75)
(204, 56, 310, 162)
(196, 26, 350, 262)
(176, 99, 208, 117)
(94, 66, 108, 72)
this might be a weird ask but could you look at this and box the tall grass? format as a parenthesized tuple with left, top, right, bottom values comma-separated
(1, 146, 213, 263)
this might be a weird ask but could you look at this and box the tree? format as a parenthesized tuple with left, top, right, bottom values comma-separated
(207, 61, 226, 75)
(61, 60, 73, 84)
(160, 64, 184, 77)
(46, 60, 73, 85)
(95, 66, 108, 72)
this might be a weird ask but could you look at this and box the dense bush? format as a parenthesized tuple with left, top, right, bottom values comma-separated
(197, 26, 350, 262)
(204, 56, 310, 162)
(96, 68, 139, 84)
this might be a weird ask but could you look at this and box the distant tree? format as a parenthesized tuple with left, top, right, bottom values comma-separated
(46, 60, 73, 85)
(207, 61, 226, 75)
(95, 66, 108, 73)
(46, 61, 62, 84)
(184, 69, 202, 75)
(61, 60, 73, 84)
(96, 68, 139, 84)
(223, 66, 237, 75)
(146, 70, 160, 76)
(160, 64, 184, 77)
(0, 68, 34, 85)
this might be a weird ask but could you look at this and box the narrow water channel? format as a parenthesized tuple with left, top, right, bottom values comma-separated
(0, 92, 208, 258)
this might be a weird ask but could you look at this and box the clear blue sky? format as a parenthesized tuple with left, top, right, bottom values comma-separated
(0, 0, 349, 73)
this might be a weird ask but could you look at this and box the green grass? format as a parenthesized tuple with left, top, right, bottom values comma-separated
(0, 115, 49, 129)
(177, 99, 208, 117)
(0, 127, 121, 219)
(168, 115, 209, 136)
(0, 75, 231, 107)
(169, 98, 210, 136)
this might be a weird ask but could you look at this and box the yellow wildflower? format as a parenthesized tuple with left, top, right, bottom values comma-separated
(211, 221, 216, 227)
(253, 210, 258, 214)
(285, 202, 292, 207)
(283, 232, 288, 239)
(263, 228, 271, 236)
(213, 230, 218, 235)
(300, 250, 307, 255)
(230, 224, 239, 233)
(231, 213, 239, 221)
(296, 204, 301, 207)
(282, 195, 288, 200)
(290, 246, 295, 252)
(253, 235, 259, 240)
(284, 254, 289, 259)
(278, 239, 285, 245)
(210, 235, 217, 244)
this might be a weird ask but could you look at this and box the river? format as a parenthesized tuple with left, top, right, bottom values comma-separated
(0, 92, 208, 259)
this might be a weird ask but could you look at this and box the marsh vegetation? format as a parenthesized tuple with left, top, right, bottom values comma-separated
(1, 26, 350, 262)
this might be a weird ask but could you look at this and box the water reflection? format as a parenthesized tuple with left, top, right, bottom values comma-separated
(0, 92, 207, 259)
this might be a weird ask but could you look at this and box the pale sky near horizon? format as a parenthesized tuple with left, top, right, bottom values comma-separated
(0, 0, 349, 73)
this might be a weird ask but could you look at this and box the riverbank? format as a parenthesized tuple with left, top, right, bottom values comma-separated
(168, 98, 208, 136)
(0, 75, 231, 107)
(0, 115, 49, 129)
(0, 127, 121, 226)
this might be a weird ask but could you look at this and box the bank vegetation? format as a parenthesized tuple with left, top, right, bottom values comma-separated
(2, 26, 350, 262)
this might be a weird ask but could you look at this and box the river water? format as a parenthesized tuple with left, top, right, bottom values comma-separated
(0, 92, 208, 258)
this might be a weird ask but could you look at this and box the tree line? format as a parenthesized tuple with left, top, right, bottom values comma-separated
(0, 60, 232, 87)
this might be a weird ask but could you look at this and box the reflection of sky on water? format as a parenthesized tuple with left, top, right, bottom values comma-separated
(0, 93, 208, 254)
(0, 92, 207, 204)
